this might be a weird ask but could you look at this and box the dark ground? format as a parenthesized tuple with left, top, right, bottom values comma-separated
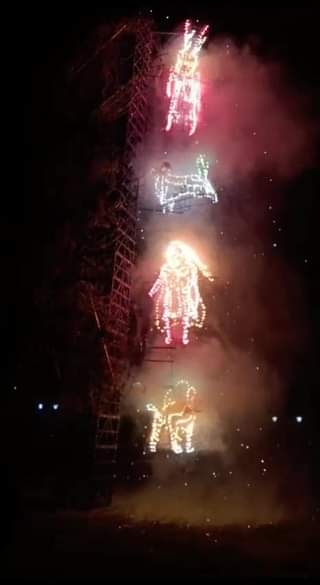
(5, 504, 319, 580)
(3, 424, 319, 580)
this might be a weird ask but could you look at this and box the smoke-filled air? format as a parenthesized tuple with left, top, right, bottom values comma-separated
(115, 20, 315, 527)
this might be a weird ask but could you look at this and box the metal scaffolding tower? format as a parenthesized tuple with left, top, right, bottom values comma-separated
(92, 19, 158, 496)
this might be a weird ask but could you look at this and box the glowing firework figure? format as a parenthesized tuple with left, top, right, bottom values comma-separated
(154, 154, 218, 213)
(166, 19, 209, 136)
(149, 241, 213, 345)
(146, 381, 198, 454)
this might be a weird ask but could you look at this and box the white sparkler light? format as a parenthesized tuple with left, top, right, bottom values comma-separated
(153, 155, 218, 213)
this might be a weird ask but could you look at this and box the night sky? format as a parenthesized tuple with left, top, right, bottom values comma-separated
(17, 1, 320, 487)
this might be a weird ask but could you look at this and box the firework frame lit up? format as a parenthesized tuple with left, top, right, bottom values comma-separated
(154, 154, 218, 213)
(149, 240, 213, 345)
(166, 19, 209, 136)
(146, 380, 198, 454)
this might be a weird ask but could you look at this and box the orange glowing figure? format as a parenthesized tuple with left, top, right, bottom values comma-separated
(146, 380, 198, 453)
(149, 241, 213, 345)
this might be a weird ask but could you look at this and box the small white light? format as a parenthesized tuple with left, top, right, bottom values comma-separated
(37, 403, 44, 411)
(296, 416, 303, 423)
(272, 416, 278, 422)
(52, 403, 59, 411)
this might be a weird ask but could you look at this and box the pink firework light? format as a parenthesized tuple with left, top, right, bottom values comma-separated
(166, 19, 209, 136)
(149, 240, 213, 346)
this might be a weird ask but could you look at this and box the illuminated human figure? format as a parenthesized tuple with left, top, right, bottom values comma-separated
(149, 240, 213, 345)
(146, 381, 198, 453)
(154, 155, 218, 213)
(166, 19, 209, 136)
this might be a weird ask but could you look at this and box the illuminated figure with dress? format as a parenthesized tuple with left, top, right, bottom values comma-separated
(149, 240, 213, 345)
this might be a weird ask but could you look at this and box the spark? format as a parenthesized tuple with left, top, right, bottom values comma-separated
(149, 241, 213, 345)
(166, 19, 209, 135)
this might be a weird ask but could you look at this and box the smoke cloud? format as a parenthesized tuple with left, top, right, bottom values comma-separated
(122, 30, 315, 526)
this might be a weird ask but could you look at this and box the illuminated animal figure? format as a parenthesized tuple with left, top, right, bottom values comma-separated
(154, 155, 218, 213)
(146, 381, 198, 453)
(166, 19, 209, 136)
(149, 240, 213, 345)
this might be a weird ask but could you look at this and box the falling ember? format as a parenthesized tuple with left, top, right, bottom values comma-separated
(149, 240, 213, 345)
(153, 155, 218, 213)
(146, 380, 198, 454)
(166, 19, 209, 136)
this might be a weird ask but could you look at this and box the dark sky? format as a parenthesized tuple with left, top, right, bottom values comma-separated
(23, 2, 319, 81)
(19, 2, 319, 418)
